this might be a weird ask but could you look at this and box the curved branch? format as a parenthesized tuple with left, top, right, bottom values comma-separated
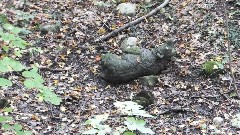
(223, 1, 239, 97)
(95, 0, 170, 42)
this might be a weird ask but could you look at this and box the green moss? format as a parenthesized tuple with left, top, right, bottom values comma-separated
(202, 61, 224, 75)
(124, 46, 141, 55)
(0, 14, 8, 24)
(133, 90, 154, 108)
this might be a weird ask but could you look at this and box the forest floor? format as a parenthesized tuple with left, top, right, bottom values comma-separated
(0, 0, 240, 134)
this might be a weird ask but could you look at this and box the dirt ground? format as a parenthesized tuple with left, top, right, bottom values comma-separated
(0, 0, 240, 134)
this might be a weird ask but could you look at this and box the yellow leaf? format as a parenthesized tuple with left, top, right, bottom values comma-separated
(215, 56, 222, 62)
(111, 24, 117, 30)
(97, 27, 106, 34)
(53, 80, 59, 85)
(31, 115, 40, 121)
(60, 106, 67, 112)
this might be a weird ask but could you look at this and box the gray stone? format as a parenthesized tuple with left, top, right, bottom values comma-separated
(139, 75, 158, 87)
(144, 0, 152, 3)
(120, 37, 140, 55)
(40, 21, 61, 35)
(213, 117, 224, 125)
(117, 3, 136, 16)
(120, 37, 138, 50)
(133, 90, 155, 108)
(100, 40, 175, 83)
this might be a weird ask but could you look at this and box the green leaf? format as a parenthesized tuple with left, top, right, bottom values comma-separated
(114, 101, 153, 117)
(0, 14, 8, 24)
(44, 93, 62, 105)
(24, 131, 32, 135)
(98, 124, 111, 133)
(0, 57, 13, 72)
(3, 23, 22, 34)
(20, 28, 32, 35)
(9, 59, 25, 71)
(5, 116, 13, 121)
(138, 127, 154, 134)
(7, 33, 16, 41)
(37, 94, 44, 102)
(24, 78, 44, 89)
(3, 107, 13, 112)
(0, 63, 9, 72)
(0, 116, 7, 122)
(95, 114, 109, 122)
(124, 117, 154, 134)
(11, 27, 22, 34)
(0, 30, 29, 49)
(0, 57, 25, 72)
(84, 120, 91, 125)
(10, 38, 28, 49)
(0, 32, 10, 42)
(123, 131, 136, 135)
(14, 49, 23, 57)
(236, 1, 240, 6)
(0, 116, 12, 122)
(13, 124, 22, 131)
(15, 130, 25, 135)
(2, 45, 9, 52)
(85, 114, 109, 126)
(22, 68, 42, 79)
(2, 124, 12, 130)
(124, 117, 143, 131)
(113, 127, 126, 135)
(40, 87, 62, 105)
(3, 23, 14, 31)
(97, 130, 106, 135)
(15, 10, 35, 21)
(231, 114, 240, 128)
(82, 128, 99, 134)
(0, 78, 12, 87)
(113, 131, 120, 135)
(0, 116, 12, 123)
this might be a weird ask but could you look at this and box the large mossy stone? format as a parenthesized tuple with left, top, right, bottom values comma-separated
(100, 40, 176, 83)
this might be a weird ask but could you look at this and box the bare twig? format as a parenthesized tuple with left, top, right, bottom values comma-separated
(95, 0, 170, 42)
(223, 1, 239, 97)
(157, 107, 190, 116)
(39, 66, 70, 72)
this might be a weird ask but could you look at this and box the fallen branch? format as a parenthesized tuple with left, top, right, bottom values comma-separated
(223, 1, 239, 98)
(39, 66, 70, 72)
(157, 107, 190, 116)
(95, 0, 170, 42)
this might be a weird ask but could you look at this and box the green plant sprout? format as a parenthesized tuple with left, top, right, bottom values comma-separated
(0, 14, 62, 105)
(82, 101, 155, 135)
(0, 107, 32, 135)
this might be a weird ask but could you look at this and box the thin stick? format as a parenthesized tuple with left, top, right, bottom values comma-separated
(223, 1, 239, 97)
(157, 107, 190, 116)
(95, 0, 170, 42)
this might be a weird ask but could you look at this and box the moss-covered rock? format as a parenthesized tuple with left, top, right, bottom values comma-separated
(202, 61, 224, 76)
(139, 75, 158, 87)
(100, 40, 175, 83)
(133, 90, 155, 108)
(0, 98, 9, 109)
(40, 21, 61, 35)
(120, 37, 140, 55)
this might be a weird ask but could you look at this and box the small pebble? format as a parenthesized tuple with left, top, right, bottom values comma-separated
(213, 117, 224, 125)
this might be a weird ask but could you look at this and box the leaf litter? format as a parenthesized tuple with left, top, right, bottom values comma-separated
(0, 0, 240, 134)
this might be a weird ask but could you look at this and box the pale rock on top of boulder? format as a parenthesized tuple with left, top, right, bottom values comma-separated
(213, 117, 224, 125)
(117, 2, 136, 16)
(120, 37, 138, 50)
